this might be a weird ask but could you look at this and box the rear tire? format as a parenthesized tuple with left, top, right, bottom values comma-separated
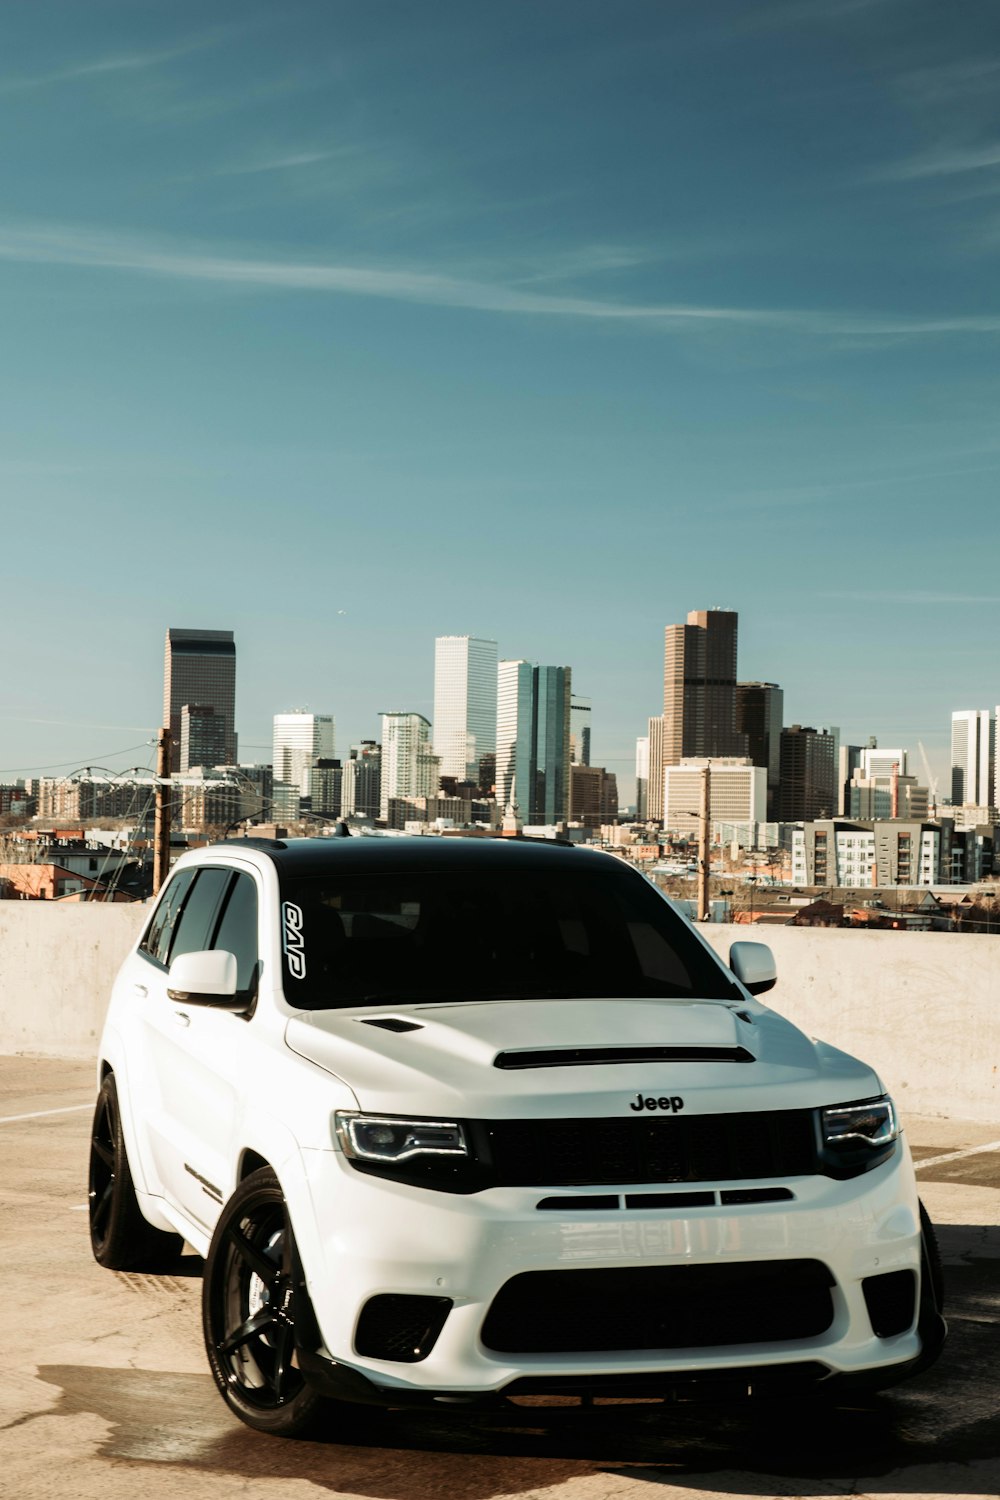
(88, 1072, 183, 1270)
(202, 1167, 337, 1438)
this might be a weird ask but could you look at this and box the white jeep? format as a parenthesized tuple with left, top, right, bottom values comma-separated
(89, 835, 945, 1437)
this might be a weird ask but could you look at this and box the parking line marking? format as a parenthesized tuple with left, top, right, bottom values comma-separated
(0, 1103, 92, 1125)
(914, 1139, 1000, 1171)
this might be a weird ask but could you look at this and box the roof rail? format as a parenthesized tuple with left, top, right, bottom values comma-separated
(215, 836, 288, 851)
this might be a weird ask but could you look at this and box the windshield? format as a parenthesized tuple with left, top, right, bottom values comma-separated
(278, 866, 736, 1009)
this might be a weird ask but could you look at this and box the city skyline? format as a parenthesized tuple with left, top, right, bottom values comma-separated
(1, 609, 998, 804)
(1, 2, 998, 793)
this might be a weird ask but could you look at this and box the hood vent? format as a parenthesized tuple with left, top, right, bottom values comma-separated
(493, 1045, 755, 1070)
(360, 1017, 424, 1034)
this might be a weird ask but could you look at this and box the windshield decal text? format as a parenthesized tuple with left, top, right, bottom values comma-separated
(282, 902, 306, 979)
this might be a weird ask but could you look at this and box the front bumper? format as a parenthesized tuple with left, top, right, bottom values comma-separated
(296, 1134, 939, 1402)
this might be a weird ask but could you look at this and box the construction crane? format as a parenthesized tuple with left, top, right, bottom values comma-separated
(917, 741, 939, 818)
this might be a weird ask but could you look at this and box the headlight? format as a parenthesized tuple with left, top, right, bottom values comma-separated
(335, 1112, 468, 1163)
(818, 1096, 898, 1177)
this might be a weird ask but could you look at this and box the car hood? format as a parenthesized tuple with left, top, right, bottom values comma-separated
(284, 996, 881, 1118)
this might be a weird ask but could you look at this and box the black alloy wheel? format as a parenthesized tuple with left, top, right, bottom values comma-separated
(88, 1072, 182, 1269)
(202, 1167, 335, 1437)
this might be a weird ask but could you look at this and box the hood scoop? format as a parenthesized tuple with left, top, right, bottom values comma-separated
(493, 1044, 755, 1070)
(360, 1016, 424, 1034)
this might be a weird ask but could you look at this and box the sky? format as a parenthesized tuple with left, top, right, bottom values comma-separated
(1, 0, 999, 801)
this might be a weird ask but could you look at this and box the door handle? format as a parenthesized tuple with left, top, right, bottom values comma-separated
(174, 1011, 191, 1027)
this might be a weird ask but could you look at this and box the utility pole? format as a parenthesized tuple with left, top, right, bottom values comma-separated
(153, 727, 171, 896)
(697, 764, 711, 922)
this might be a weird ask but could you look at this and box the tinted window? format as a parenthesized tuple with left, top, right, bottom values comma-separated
(212, 872, 260, 995)
(277, 868, 736, 1009)
(167, 868, 231, 965)
(140, 869, 197, 966)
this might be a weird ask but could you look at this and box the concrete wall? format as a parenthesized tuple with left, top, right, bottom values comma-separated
(702, 926, 999, 1125)
(0, 905, 997, 1123)
(0, 903, 145, 1062)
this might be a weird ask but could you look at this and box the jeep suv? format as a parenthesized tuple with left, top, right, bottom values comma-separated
(89, 835, 944, 1437)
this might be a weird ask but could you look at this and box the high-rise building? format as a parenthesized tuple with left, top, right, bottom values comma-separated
(496, 661, 572, 824)
(838, 742, 868, 816)
(663, 758, 766, 832)
(569, 763, 619, 828)
(570, 699, 592, 766)
(433, 636, 498, 784)
(663, 609, 747, 765)
(951, 710, 994, 807)
(310, 760, 343, 819)
(341, 742, 381, 820)
(778, 725, 838, 822)
(735, 682, 783, 818)
(272, 712, 335, 820)
(635, 735, 649, 821)
(163, 628, 237, 773)
(646, 714, 665, 823)
(180, 705, 228, 772)
(380, 713, 438, 822)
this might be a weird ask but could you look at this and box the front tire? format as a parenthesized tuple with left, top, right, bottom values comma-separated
(88, 1072, 183, 1270)
(202, 1167, 334, 1438)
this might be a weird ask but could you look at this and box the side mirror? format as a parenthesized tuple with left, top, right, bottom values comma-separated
(729, 941, 777, 997)
(167, 949, 241, 1008)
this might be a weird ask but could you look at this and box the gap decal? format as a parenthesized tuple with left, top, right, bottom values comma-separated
(282, 901, 307, 979)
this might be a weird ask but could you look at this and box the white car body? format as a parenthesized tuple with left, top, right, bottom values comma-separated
(93, 836, 944, 1422)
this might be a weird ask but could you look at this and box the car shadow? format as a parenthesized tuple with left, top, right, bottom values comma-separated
(34, 1222, 999, 1498)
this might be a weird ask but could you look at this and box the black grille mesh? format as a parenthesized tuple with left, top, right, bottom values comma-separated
(482, 1261, 835, 1354)
(476, 1109, 815, 1187)
(354, 1294, 452, 1363)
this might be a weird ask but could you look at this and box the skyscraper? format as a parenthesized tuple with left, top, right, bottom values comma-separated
(496, 661, 572, 824)
(163, 628, 237, 773)
(646, 714, 665, 823)
(778, 725, 838, 822)
(663, 609, 746, 765)
(272, 712, 335, 820)
(380, 713, 438, 822)
(951, 710, 994, 807)
(180, 705, 229, 771)
(433, 636, 498, 784)
(341, 742, 381, 820)
(736, 681, 783, 818)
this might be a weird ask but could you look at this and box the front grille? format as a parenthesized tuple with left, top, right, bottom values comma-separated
(481, 1261, 835, 1354)
(476, 1109, 815, 1187)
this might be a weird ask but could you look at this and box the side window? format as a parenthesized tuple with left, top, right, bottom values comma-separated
(212, 873, 260, 995)
(140, 869, 197, 967)
(167, 868, 232, 966)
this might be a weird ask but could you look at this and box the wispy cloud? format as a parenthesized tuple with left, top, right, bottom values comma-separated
(0, 39, 214, 95)
(0, 220, 999, 341)
(820, 590, 1000, 605)
(894, 57, 1000, 107)
(743, 0, 903, 29)
(874, 140, 1000, 183)
(208, 149, 343, 179)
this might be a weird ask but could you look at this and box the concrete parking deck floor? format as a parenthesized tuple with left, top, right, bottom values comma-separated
(1, 1056, 997, 1500)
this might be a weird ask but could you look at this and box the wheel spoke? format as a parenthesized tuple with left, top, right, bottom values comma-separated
(218, 1306, 278, 1357)
(270, 1320, 295, 1400)
(225, 1223, 279, 1284)
(91, 1181, 114, 1235)
(92, 1136, 115, 1169)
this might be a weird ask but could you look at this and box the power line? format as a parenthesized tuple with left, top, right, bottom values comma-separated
(0, 742, 156, 778)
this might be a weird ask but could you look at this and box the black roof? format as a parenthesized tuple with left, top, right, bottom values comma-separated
(215, 834, 630, 879)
